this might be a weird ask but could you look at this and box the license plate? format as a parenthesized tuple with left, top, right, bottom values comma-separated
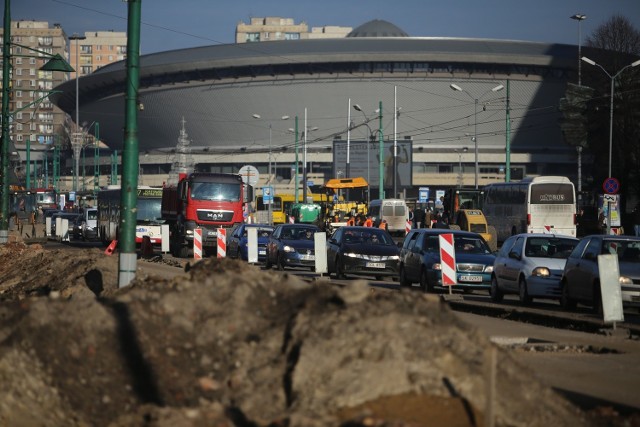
(259, 250, 266, 255)
(208, 231, 217, 236)
(366, 262, 386, 269)
(459, 275, 483, 283)
(300, 254, 315, 260)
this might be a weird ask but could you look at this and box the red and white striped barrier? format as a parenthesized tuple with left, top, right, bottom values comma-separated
(289, 216, 295, 224)
(438, 233, 457, 287)
(193, 228, 203, 260)
(405, 219, 412, 235)
(217, 228, 226, 258)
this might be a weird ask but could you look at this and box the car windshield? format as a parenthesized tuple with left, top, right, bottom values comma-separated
(282, 228, 316, 240)
(602, 240, 640, 263)
(454, 237, 491, 254)
(191, 182, 241, 202)
(243, 227, 273, 237)
(525, 237, 578, 259)
(343, 229, 393, 245)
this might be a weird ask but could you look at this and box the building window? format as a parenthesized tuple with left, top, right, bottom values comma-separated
(15, 90, 22, 98)
(16, 112, 22, 120)
(30, 80, 36, 87)
(81, 65, 92, 75)
(108, 55, 113, 61)
(14, 80, 21, 87)
(30, 57, 36, 65)
(15, 68, 22, 76)
(246, 33, 260, 42)
(16, 134, 23, 142)
(264, 32, 270, 39)
(15, 57, 21, 64)
(16, 123, 22, 131)
(284, 33, 300, 40)
(15, 101, 22, 109)
(29, 68, 35, 76)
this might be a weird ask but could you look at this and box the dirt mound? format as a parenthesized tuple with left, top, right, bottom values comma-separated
(0, 242, 591, 426)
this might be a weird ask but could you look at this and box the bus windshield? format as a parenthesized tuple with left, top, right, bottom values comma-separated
(191, 182, 241, 202)
(138, 198, 163, 222)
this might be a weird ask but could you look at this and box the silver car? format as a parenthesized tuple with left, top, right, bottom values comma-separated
(561, 235, 640, 312)
(491, 233, 579, 304)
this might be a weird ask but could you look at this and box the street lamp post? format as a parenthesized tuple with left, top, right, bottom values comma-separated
(353, 104, 375, 203)
(69, 33, 86, 194)
(449, 83, 504, 189)
(570, 14, 587, 86)
(252, 113, 289, 225)
(582, 56, 640, 235)
(454, 147, 468, 188)
(581, 56, 640, 178)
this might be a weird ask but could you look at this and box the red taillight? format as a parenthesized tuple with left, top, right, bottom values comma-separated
(527, 213, 531, 226)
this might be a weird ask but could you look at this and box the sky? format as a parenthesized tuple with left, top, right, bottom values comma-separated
(9, 0, 640, 55)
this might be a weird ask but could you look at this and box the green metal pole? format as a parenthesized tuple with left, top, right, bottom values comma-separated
(53, 144, 60, 191)
(118, 0, 141, 288)
(1, 0, 12, 244)
(26, 138, 31, 190)
(505, 79, 511, 182)
(378, 100, 384, 199)
(94, 122, 99, 193)
(111, 149, 118, 185)
(294, 115, 299, 202)
(82, 144, 85, 191)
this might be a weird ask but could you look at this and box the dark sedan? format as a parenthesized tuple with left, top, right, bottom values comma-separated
(265, 224, 321, 271)
(399, 229, 495, 293)
(561, 235, 640, 312)
(227, 224, 274, 263)
(326, 226, 400, 280)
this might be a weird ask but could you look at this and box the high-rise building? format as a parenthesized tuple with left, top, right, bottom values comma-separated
(68, 30, 127, 79)
(236, 17, 351, 43)
(0, 20, 69, 186)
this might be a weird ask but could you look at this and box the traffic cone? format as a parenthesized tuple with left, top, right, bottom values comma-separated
(105, 240, 118, 256)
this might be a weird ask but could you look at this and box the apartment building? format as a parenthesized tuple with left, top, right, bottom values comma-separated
(236, 17, 351, 43)
(68, 30, 127, 79)
(1, 20, 69, 166)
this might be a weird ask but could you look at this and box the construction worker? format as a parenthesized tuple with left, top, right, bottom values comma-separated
(347, 215, 356, 226)
(379, 219, 388, 231)
(364, 216, 373, 227)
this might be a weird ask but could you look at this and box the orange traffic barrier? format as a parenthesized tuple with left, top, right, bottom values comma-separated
(105, 240, 118, 256)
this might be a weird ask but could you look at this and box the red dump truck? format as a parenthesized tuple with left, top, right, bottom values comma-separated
(161, 172, 245, 257)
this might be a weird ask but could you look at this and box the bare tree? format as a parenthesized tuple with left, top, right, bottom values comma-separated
(581, 15, 640, 216)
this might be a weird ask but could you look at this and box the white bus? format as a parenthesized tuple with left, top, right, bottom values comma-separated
(97, 186, 165, 246)
(483, 176, 576, 243)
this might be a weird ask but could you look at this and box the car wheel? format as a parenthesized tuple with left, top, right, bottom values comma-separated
(490, 276, 504, 302)
(399, 266, 411, 287)
(519, 277, 532, 305)
(334, 258, 345, 280)
(420, 268, 433, 293)
(592, 282, 603, 314)
(264, 254, 273, 269)
(560, 280, 576, 310)
(277, 252, 286, 271)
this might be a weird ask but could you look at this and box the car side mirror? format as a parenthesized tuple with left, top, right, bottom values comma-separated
(584, 252, 596, 261)
(328, 238, 337, 244)
(508, 251, 520, 260)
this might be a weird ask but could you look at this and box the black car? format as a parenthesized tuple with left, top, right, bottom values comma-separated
(399, 228, 495, 293)
(265, 224, 321, 271)
(326, 226, 400, 280)
(227, 223, 274, 263)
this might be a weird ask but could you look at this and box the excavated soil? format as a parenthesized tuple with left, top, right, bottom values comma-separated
(0, 237, 630, 427)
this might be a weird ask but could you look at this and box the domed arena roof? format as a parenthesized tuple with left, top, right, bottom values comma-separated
(347, 19, 409, 37)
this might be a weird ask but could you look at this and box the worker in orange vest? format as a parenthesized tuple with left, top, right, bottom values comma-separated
(379, 219, 388, 231)
(347, 215, 356, 226)
(364, 216, 373, 227)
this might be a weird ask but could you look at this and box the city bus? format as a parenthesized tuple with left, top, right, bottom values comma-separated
(483, 176, 576, 243)
(97, 186, 165, 246)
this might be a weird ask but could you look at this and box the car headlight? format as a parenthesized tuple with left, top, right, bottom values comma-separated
(284, 245, 295, 253)
(619, 276, 633, 285)
(532, 267, 550, 277)
(186, 229, 193, 236)
(433, 263, 441, 270)
(345, 252, 358, 258)
(389, 255, 400, 261)
(484, 265, 494, 273)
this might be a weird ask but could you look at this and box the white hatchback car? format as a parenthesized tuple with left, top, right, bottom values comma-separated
(491, 233, 579, 304)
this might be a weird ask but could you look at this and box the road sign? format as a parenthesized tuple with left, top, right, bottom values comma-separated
(239, 165, 259, 186)
(263, 186, 273, 204)
(602, 177, 620, 195)
(419, 187, 429, 203)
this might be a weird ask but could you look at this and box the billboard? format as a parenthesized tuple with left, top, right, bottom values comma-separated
(332, 139, 413, 191)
